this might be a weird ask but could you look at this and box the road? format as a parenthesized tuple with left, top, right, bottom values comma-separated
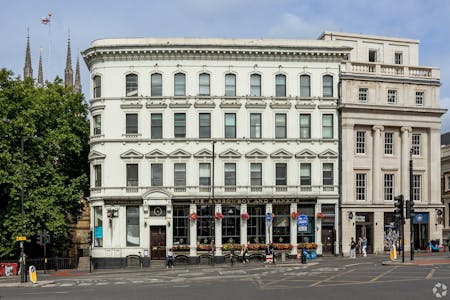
(1, 256, 449, 300)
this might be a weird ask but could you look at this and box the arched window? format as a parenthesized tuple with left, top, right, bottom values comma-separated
(93, 75, 101, 98)
(151, 73, 162, 97)
(225, 73, 236, 97)
(126, 73, 138, 97)
(275, 74, 286, 97)
(250, 74, 261, 97)
(322, 75, 333, 97)
(174, 73, 186, 96)
(199, 73, 210, 96)
(300, 75, 311, 97)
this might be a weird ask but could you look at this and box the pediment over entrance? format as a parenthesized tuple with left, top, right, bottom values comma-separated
(142, 189, 172, 201)
(145, 149, 168, 159)
(169, 148, 191, 158)
(120, 149, 144, 159)
(270, 149, 293, 159)
(318, 149, 338, 159)
(219, 149, 242, 158)
(295, 149, 317, 159)
(245, 148, 268, 158)
(89, 150, 106, 161)
(193, 148, 214, 158)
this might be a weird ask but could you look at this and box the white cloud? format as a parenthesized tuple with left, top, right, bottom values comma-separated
(267, 13, 335, 39)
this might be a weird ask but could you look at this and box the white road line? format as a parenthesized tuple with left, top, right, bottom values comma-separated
(60, 283, 73, 287)
(426, 269, 436, 279)
(310, 269, 355, 287)
(370, 266, 397, 282)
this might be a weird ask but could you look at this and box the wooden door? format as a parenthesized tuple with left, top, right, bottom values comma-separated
(321, 226, 334, 255)
(150, 226, 166, 260)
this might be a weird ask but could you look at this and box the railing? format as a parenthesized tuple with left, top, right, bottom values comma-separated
(342, 61, 439, 79)
(0, 257, 77, 271)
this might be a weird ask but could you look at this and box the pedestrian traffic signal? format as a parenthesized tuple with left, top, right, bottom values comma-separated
(36, 232, 43, 246)
(394, 195, 404, 223)
(409, 200, 415, 219)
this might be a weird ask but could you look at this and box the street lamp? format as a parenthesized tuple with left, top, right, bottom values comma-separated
(2, 118, 40, 283)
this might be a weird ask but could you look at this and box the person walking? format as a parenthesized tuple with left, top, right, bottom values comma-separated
(230, 245, 235, 266)
(243, 245, 249, 264)
(362, 237, 368, 257)
(167, 248, 174, 268)
(350, 237, 356, 258)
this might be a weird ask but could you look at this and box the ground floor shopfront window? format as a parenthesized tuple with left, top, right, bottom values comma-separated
(247, 205, 266, 244)
(273, 205, 290, 243)
(222, 205, 240, 244)
(197, 205, 214, 244)
(297, 205, 315, 243)
(356, 212, 373, 254)
(173, 205, 189, 246)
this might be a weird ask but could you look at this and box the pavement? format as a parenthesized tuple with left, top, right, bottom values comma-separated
(1, 251, 449, 288)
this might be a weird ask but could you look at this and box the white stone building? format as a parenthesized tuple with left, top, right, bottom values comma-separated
(319, 32, 444, 255)
(82, 38, 348, 267)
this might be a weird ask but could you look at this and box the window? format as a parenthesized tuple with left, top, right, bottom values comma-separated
(369, 50, 377, 62)
(199, 73, 210, 96)
(174, 163, 186, 186)
(250, 163, 262, 186)
(359, 88, 368, 102)
(322, 75, 333, 97)
(93, 115, 101, 135)
(247, 205, 265, 243)
(225, 113, 236, 138)
(385, 132, 393, 155)
(149, 113, 162, 139)
(174, 73, 186, 96)
(151, 73, 162, 96)
(174, 113, 186, 138)
(384, 174, 394, 201)
(196, 205, 214, 244)
(322, 114, 333, 139)
(412, 175, 421, 201)
(356, 131, 366, 154)
(225, 73, 236, 97)
(94, 206, 103, 247)
(395, 52, 403, 65)
(297, 205, 315, 243)
(151, 164, 163, 186)
(224, 163, 236, 186)
(222, 205, 241, 244)
(412, 134, 421, 155)
(126, 206, 140, 247)
(126, 74, 138, 97)
(447, 176, 450, 191)
(300, 114, 311, 139)
(356, 173, 366, 200)
(300, 163, 311, 186)
(199, 163, 211, 186)
(93, 75, 101, 98)
(126, 113, 138, 134)
(323, 163, 333, 186)
(250, 113, 261, 139)
(275, 163, 287, 185)
(173, 205, 189, 245)
(300, 75, 311, 97)
(199, 113, 211, 138)
(94, 164, 102, 187)
(275, 113, 287, 139)
(415, 91, 424, 106)
(273, 205, 290, 243)
(250, 74, 261, 97)
(275, 74, 286, 97)
(387, 90, 397, 104)
(126, 164, 138, 187)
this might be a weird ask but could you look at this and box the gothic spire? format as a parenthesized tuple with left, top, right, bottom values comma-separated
(24, 30, 33, 80)
(74, 55, 82, 93)
(37, 48, 44, 87)
(64, 34, 73, 88)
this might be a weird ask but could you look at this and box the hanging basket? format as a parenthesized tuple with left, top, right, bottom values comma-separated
(189, 213, 199, 221)
(241, 212, 250, 220)
(214, 212, 224, 219)
(316, 212, 325, 219)
(291, 212, 299, 219)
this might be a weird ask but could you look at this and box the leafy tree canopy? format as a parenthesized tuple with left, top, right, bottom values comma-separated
(0, 69, 89, 258)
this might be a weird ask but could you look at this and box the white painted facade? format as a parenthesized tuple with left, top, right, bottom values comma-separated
(83, 38, 348, 266)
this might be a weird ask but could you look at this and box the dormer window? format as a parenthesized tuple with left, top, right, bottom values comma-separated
(395, 52, 403, 65)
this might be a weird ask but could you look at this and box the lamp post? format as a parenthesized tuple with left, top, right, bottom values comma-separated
(211, 140, 216, 264)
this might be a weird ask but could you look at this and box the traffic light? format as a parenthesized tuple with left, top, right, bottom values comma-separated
(409, 200, 415, 219)
(36, 232, 43, 246)
(394, 195, 404, 223)
(406, 200, 411, 219)
(43, 232, 50, 244)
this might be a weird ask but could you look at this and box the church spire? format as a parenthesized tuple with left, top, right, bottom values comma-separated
(24, 29, 33, 80)
(64, 34, 73, 88)
(37, 48, 44, 87)
(74, 55, 82, 93)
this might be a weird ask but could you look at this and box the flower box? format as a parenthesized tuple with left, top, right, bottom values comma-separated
(172, 245, 190, 251)
(297, 242, 318, 250)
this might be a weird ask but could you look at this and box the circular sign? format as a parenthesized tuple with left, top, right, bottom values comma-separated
(154, 207, 163, 216)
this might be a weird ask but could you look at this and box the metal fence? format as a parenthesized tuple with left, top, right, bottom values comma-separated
(0, 257, 77, 271)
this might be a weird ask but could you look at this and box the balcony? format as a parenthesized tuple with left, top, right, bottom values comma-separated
(341, 61, 440, 80)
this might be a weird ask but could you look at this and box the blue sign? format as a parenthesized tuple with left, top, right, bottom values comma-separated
(266, 212, 272, 222)
(413, 213, 429, 224)
(298, 214, 308, 232)
(95, 226, 103, 239)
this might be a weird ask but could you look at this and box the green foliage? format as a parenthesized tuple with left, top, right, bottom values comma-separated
(0, 69, 89, 257)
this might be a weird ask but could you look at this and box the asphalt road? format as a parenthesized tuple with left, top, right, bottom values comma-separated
(1, 256, 449, 300)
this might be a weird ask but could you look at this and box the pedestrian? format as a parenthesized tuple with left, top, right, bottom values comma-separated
(350, 237, 356, 258)
(362, 237, 367, 257)
(167, 248, 174, 269)
(230, 244, 235, 266)
(243, 245, 249, 264)
(358, 237, 363, 255)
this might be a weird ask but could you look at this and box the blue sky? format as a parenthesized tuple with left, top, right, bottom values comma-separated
(1, 0, 450, 131)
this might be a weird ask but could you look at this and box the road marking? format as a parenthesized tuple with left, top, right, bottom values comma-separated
(370, 266, 397, 282)
(95, 282, 109, 285)
(344, 262, 372, 267)
(78, 282, 93, 286)
(219, 270, 247, 275)
(309, 269, 355, 287)
(60, 283, 73, 287)
(426, 269, 436, 279)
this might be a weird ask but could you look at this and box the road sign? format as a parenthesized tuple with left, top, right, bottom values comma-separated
(297, 214, 308, 232)
(265, 212, 272, 222)
(16, 236, 26, 241)
(29, 265, 37, 283)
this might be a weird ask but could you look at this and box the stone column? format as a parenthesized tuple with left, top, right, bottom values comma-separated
(189, 204, 197, 257)
(240, 204, 247, 246)
(166, 201, 173, 250)
(342, 124, 354, 205)
(315, 202, 322, 255)
(334, 204, 340, 255)
(215, 204, 222, 256)
(429, 128, 441, 205)
(266, 203, 273, 244)
(290, 203, 298, 256)
(401, 127, 412, 196)
(372, 126, 384, 204)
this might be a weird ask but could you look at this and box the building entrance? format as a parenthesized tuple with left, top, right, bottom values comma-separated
(150, 226, 166, 260)
(355, 212, 373, 254)
(321, 226, 334, 255)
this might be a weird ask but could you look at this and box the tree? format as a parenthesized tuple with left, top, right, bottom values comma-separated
(0, 69, 89, 258)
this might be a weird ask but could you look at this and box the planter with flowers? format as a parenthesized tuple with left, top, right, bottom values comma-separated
(291, 212, 299, 219)
(247, 243, 267, 251)
(241, 212, 250, 221)
(189, 213, 199, 221)
(172, 245, 190, 252)
(214, 212, 224, 219)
